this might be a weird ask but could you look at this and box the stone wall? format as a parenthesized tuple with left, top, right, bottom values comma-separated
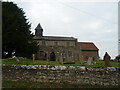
(37, 40, 76, 47)
(2, 65, 120, 86)
(35, 46, 81, 62)
(81, 50, 99, 60)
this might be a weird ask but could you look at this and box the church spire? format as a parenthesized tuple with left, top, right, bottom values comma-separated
(35, 23, 43, 37)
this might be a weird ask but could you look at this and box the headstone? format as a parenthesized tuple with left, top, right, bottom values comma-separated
(87, 57, 93, 65)
(103, 52, 111, 67)
(80, 56, 84, 64)
(32, 54, 35, 61)
(16, 58, 20, 64)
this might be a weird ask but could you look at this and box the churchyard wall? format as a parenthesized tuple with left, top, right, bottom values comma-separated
(2, 65, 119, 86)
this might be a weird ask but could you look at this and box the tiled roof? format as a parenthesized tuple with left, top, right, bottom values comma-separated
(77, 42, 99, 51)
(33, 36, 77, 41)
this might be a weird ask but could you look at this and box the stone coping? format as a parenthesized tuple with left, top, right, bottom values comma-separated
(2, 65, 120, 71)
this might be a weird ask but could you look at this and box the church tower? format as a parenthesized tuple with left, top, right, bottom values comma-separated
(35, 23, 43, 37)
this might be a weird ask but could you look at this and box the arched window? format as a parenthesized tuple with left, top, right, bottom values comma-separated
(50, 52, 56, 61)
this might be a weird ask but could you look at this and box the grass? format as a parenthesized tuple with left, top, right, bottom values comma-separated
(2, 80, 119, 88)
(2, 58, 120, 67)
(2, 58, 61, 66)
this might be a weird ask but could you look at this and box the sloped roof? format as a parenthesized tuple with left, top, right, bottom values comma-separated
(77, 42, 99, 51)
(33, 36, 77, 41)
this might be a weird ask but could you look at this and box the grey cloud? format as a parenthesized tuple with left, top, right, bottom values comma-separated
(6, 0, 118, 58)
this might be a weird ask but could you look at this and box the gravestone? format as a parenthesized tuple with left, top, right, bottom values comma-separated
(103, 52, 111, 67)
(80, 56, 84, 64)
(32, 54, 35, 61)
(16, 58, 19, 64)
(87, 57, 93, 65)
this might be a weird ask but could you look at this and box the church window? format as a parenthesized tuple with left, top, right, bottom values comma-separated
(42, 41, 46, 45)
(55, 42, 58, 46)
(68, 51, 72, 57)
(40, 51, 44, 56)
(67, 42, 70, 46)
(62, 51, 66, 58)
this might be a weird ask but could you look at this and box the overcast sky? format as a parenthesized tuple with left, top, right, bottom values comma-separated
(3, 0, 119, 59)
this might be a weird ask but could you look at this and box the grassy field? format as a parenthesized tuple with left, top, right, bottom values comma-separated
(2, 80, 119, 88)
(1, 58, 119, 67)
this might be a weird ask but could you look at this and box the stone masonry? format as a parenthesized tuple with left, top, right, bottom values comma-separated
(2, 65, 119, 86)
(33, 23, 99, 62)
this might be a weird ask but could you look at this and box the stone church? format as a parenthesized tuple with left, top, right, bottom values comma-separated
(33, 23, 99, 62)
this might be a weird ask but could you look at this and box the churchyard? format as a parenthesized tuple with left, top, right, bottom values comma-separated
(1, 58, 119, 67)
(2, 53, 120, 88)
(2, 57, 119, 88)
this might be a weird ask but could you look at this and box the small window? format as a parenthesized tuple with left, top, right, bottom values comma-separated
(42, 41, 46, 45)
(55, 42, 58, 46)
(68, 51, 72, 57)
(67, 42, 70, 46)
(40, 51, 44, 56)
(62, 51, 66, 58)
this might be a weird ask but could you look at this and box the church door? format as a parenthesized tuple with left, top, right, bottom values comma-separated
(50, 52, 56, 61)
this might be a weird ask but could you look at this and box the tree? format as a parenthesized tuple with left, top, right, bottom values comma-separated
(2, 2, 39, 58)
(115, 55, 120, 62)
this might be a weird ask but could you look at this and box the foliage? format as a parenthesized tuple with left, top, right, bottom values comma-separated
(115, 55, 120, 60)
(2, 2, 39, 58)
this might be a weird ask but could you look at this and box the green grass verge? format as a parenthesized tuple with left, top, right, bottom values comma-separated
(2, 58, 61, 66)
(2, 80, 119, 88)
(2, 58, 120, 67)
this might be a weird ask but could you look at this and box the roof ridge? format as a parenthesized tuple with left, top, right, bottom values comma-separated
(33, 36, 76, 41)
(44, 36, 75, 38)
(78, 42, 93, 43)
